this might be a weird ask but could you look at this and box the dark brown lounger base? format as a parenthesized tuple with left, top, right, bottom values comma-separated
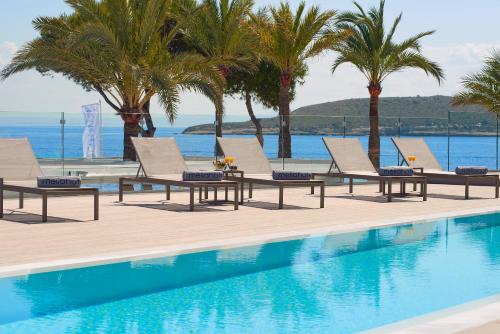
(416, 172, 499, 199)
(225, 176, 325, 209)
(391, 138, 500, 199)
(0, 178, 99, 222)
(119, 177, 239, 211)
(312, 173, 427, 202)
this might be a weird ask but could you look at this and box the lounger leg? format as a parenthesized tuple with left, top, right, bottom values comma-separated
(349, 177, 354, 193)
(378, 181, 383, 193)
(199, 187, 202, 203)
(278, 186, 284, 209)
(166, 185, 171, 200)
(0, 179, 3, 219)
(423, 180, 428, 201)
(204, 186, 208, 199)
(234, 184, 239, 210)
(401, 181, 406, 196)
(225, 186, 228, 201)
(240, 182, 244, 204)
(19, 192, 24, 209)
(320, 184, 325, 208)
(118, 178, 124, 202)
(311, 175, 315, 194)
(496, 177, 499, 198)
(387, 180, 393, 202)
(42, 194, 48, 222)
(413, 181, 417, 192)
(214, 187, 218, 201)
(189, 187, 195, 211)
(465, 177, 470, 200)
(382, 181, 386, 195)
(94, 191, 99, 220)
(249, 183, 253, 199)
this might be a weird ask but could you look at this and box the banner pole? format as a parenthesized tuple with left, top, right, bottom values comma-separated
(99, 100, 102, 158)
(60, 112, 65, 175)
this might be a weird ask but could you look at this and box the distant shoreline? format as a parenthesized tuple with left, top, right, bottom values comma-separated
(182, 95, 497, 137)
(182, 129, 500, 137)
(1, 124, 497, 137)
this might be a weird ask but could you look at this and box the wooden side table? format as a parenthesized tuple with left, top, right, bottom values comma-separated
(410, 167, 424, 191)
(201, 170, 244, 202)
(222, 170, 244, 201)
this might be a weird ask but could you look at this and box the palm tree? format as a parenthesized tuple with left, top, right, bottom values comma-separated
(331, 0, 444, 167)
(1, 0, 224, 161)
(185, 0, 256, 154)
(251, 2, 341, 158)
(452, 50, 500, 114)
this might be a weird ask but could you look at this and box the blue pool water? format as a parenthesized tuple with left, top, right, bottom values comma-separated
(1, 213, 500, 333)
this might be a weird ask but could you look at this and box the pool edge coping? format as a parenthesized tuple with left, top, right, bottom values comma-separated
(361, 294, 500, 334)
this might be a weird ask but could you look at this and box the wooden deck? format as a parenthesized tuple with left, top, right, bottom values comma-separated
(459, 321, 500, 334)
(1, 183, 500, 268)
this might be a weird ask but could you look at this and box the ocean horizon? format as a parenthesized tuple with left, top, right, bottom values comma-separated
(1, 125, 499, 170)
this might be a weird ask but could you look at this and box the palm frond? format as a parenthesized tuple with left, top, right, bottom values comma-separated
(452, 50, 500, 113)
(331, 0, 443, 86)
(2, 0, 227, 124)
(252, 1, 338, 78)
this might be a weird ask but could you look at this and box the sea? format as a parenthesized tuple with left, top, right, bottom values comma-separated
(1, 126, 499, 170)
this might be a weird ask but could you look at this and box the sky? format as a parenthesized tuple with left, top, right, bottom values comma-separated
(0, 0, 499, 126)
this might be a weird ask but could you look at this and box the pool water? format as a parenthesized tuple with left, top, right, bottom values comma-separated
(1, 213, 500, 333)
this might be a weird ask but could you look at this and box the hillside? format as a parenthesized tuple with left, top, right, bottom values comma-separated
(182, 95, 497, 136)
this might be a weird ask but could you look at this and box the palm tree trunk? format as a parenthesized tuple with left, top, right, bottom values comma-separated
(368, 83, 382, 168)
(279, 73, 292, 158)
(245, 90, 264, 146)
(215, 110, 223, 156)
(141, 97, 156, 138)
(121, 111, 141, 161)
(214, 66, 230, 156)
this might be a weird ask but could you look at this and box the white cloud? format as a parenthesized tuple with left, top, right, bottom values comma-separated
(425, 43, 498, 67)
(0, 41, 17, 66)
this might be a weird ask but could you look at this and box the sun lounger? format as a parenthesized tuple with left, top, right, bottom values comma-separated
(312, 138, 427, 202)
(216, 137, 324, 209)
(118, 138, 239, 210)
(0, 138, 99, 222)
(391, 137, 499, 199)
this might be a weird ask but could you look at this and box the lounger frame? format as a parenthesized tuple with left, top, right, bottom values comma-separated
(392, 137, 500, 199)
(317, 138, 428, 202)
(0, 178, 99, 222)
(311, 172, 427, 202)
(118, 138, 239, 211)
(216, 137, 325, 209)
(224, 175, 325, 209)
(0, 138, 99, 222)
(412, 170, 498, 200)
(119, 175, 239, 211)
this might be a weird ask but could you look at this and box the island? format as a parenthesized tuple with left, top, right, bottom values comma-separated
(183, 95, 497, 136)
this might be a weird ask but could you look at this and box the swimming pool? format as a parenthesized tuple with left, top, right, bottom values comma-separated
(1, 212, 500, 333)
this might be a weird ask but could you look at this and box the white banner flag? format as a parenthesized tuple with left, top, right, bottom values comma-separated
(81, 103, 101, 158)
